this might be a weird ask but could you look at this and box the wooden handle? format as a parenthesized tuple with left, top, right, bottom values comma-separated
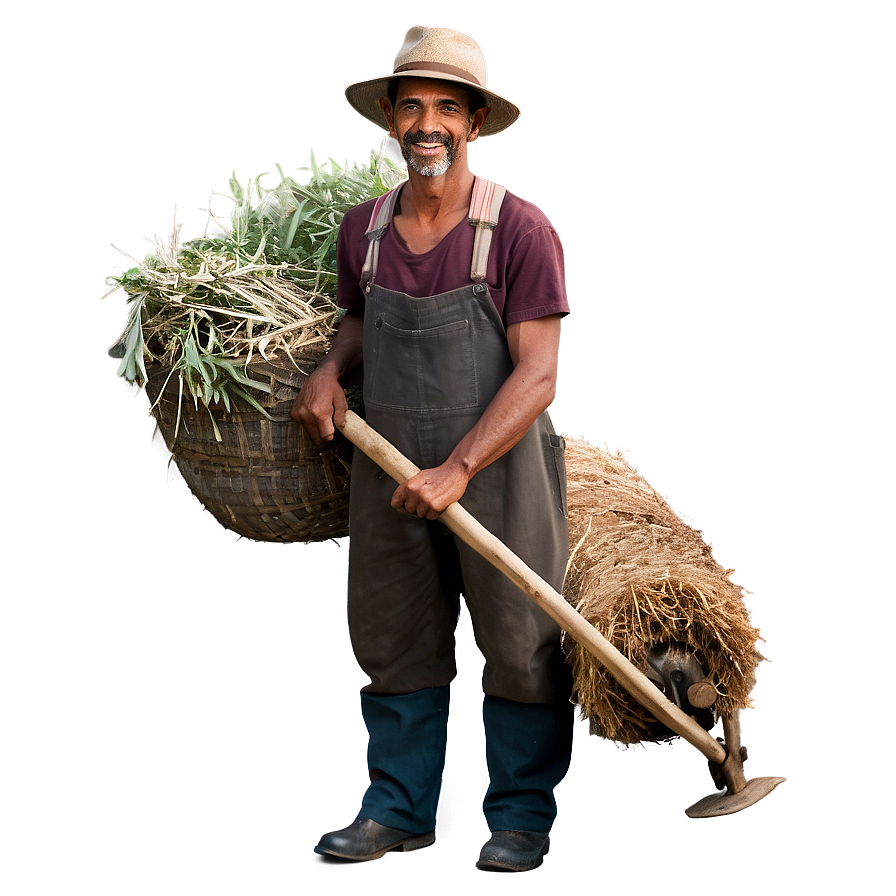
(687, 680, 719, 710)
(338, 410, 726, 763)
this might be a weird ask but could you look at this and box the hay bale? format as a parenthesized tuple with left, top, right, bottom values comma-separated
(562, 437, 764, 745)
(144, 352, 361, 543)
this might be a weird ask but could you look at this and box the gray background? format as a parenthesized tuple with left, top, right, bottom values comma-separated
(3, 3, 891, 892)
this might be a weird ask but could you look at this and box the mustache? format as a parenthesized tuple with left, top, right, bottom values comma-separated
(402, 130, 451, 148)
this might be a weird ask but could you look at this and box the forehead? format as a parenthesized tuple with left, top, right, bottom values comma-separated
(393, 77, 471, 105)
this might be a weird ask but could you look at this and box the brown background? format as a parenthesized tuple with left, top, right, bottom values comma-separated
(3, 3, 892, 892)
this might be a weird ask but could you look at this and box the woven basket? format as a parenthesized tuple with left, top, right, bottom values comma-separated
(144, 352, 361, 543)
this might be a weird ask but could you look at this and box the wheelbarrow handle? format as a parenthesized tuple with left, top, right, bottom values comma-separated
(337, 410, 727, 764)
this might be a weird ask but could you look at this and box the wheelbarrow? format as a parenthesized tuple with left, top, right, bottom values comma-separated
(338, 410, 785, 817)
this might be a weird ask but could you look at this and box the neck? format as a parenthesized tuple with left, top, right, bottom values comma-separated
(402, 165, 475, 225)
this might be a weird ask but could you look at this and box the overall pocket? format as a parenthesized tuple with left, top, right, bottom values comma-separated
(365, 316, 480, 411)
(544, 432, 568, 518)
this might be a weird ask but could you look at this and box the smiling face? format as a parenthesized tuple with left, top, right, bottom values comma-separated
(379, 78, 489, 178)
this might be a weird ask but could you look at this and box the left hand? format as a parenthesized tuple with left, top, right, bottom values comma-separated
(391, 462, 470, 519)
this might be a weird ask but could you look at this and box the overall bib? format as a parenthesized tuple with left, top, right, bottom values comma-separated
(347, 179, 574, 834)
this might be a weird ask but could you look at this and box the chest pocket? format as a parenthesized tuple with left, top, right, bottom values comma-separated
(364, 315, 481, 412)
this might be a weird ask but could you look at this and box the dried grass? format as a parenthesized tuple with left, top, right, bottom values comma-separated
(562, 437, 764, 745)
(107, 154, 406, 420)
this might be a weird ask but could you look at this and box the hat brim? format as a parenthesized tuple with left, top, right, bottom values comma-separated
(345, 70, 520, 137)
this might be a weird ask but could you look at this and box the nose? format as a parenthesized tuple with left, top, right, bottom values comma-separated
(416, 104, 442, 135)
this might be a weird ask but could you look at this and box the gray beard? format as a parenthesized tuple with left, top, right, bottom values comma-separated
(401, 131, 457, 177)
(409, 155, 452, 177)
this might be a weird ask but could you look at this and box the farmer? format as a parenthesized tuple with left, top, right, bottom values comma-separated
(292, 26, 573, 872)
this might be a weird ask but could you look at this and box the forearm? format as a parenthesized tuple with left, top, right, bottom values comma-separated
(444, 360, 556, 480)
(314, 312, 364, 381)
(391, 315, 561, 518)
(291, 312, 364, 444)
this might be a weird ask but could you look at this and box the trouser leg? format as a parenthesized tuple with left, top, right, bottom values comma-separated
(348, 453, 462, 695)
(456, 462, 574, 832)
(482, 685, 574, 833)
(359, 685, 450, 834)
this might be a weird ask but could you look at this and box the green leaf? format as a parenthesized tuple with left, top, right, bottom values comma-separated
(282, 203, 305, 250)
(213, 357, 272, 394)
(230, 385, 274, 418)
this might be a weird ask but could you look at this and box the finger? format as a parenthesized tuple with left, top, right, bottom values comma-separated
(301, 414, 334, 448)
(317, 414, 336, 442)
(332, 391, 349, 428)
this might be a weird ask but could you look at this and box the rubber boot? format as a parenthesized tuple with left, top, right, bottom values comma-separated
(481, 693, 574, 833)
(359, 685, 450, 834)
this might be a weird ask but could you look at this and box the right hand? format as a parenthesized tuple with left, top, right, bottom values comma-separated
(290, 363, 347, 447)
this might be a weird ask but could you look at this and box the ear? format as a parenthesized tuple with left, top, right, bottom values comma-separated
(378, 96, 397, 138)
(468, 106, 490, 142)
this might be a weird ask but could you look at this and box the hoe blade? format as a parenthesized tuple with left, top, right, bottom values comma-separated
(686, 776, 786, 818)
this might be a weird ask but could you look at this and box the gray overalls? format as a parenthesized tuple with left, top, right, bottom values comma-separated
(346, 179, 574, 835)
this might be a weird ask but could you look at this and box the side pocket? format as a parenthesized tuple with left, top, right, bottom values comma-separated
(546, 432, 568, 518)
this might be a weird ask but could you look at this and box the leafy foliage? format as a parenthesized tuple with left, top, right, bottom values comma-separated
(107, 153, 405, 431)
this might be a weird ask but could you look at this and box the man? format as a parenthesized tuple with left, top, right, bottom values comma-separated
(292, 26, 573, 873)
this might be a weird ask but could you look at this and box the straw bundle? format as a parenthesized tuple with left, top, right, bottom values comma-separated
(562, 437, 764, 745)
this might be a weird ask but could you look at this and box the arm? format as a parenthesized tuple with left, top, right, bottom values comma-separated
(391, 314, 562, 519)
(290, 312, 364, 446)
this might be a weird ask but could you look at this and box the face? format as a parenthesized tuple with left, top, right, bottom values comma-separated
(379, 78, 488, 178)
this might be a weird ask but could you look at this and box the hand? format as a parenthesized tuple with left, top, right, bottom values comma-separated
(290, 364, 347, 447)
(390, 462, 470, 520)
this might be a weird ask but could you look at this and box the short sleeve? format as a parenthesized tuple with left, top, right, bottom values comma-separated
(336, 202, 374, 314)
(502, 222, 569, 325)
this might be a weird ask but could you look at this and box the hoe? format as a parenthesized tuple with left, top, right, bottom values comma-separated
(339, 410, 786, 818)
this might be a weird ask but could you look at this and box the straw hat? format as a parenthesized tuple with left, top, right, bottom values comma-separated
(345, 26, 520, 137)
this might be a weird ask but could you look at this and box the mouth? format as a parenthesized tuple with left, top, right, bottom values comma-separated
(412, 141, 446, 155)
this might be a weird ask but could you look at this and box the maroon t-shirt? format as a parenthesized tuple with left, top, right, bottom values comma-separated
(336, 186, 569, 326)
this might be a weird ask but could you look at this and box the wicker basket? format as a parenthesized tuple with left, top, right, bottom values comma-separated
(144, 352, 361, 543)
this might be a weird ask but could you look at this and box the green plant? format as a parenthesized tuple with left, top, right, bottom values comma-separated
(107, 152, 404, 436)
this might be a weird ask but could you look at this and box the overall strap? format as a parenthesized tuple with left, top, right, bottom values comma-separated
(469, 178, 507, 282)
(360, 177, 507, 291)
(361, 185, 403, 292)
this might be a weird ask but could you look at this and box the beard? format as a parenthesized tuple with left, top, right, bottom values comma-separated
(401, 130, 457, 177)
